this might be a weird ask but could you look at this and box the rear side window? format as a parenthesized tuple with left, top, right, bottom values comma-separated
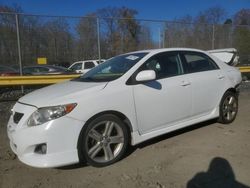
(23, 67, 35, 74)
(37, 67, 49, 73)
(84, 62, 95, 69)
(183, 52, 219, 73)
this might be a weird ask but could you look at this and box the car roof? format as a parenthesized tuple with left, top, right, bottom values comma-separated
(73, 59, 105, 63)
(23, 65, 67, 71)
(126, 48, 206, 55)
(24, 65, 63, 68)
(71, 48, 207, 64)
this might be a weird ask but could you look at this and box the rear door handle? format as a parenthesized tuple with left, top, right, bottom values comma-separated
(181, 81, 191, 86)
(218, 75, 225, 79)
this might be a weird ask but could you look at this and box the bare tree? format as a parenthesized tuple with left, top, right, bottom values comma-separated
(0, 5, 22, 67)
(43, 18, 73, 63)
(76, 14, 98, 60)
(164, 6, 227, 50)
(95, 7, 141, 57)
(138, 24, 154, 49)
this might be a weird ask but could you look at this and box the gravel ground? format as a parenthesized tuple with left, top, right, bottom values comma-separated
(0, 91, 250, 188)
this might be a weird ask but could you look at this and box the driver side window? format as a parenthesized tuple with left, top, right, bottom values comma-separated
(141, 52, 183, 79)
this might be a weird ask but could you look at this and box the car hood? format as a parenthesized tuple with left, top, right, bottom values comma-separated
(19, 81, 108, 107)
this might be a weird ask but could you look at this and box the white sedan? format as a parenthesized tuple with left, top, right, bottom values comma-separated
(7, 48, 242, 168)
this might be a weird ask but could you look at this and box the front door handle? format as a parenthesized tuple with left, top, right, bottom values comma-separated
(181, 81, 191, 86)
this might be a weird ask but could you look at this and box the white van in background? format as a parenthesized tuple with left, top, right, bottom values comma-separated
(68, 59, 106, 74)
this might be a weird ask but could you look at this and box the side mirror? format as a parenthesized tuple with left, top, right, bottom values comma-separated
(136, 70, 156, 82)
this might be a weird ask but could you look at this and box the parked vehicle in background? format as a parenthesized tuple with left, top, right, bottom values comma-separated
(68, 59, 106, 74)
(22, 65, 74, 75)
(52, 62, 71, 68)
(7, 48, 241, 168)
(0, 65, 19, 76)
(96, 59, 106, 64)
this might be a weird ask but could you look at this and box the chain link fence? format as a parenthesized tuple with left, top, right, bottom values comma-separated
(1, 12, 250, 68)
(0, 12, 250, 99)
(0, 13, 250, 74)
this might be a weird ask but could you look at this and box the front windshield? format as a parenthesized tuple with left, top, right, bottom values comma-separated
(74, 52, 148, 82)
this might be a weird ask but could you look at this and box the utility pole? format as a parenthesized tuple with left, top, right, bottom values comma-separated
(96, 17, 101, 62)
(15, 14, 24, 94)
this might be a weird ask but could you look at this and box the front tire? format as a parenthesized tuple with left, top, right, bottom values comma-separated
(218, 91, 238, 124)
(78, 114, 129, 167)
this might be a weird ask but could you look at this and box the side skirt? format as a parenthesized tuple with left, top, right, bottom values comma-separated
(131, 107, 219, 146)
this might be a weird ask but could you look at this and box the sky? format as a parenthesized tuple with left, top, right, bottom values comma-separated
(0, 0, 249, 21)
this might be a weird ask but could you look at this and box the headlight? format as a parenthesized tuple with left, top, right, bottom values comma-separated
(27, 103, 77, 127)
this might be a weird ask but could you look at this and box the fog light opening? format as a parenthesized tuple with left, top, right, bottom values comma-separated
(34, 143, 47, 154)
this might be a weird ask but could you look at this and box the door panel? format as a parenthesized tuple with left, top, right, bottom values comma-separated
(134, 76, 192, 134)
(181, 51, 226, 117)
(189, 70, 225, 117)
(131, 51, 192, 134)
(133, 75, 192, 134)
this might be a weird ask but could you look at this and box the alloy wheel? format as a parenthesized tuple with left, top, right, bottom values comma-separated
(85, 120, 125, 163)
(222, 95, 237, 121)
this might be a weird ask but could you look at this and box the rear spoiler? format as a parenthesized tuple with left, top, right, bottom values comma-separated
(207, 48, 239, 66)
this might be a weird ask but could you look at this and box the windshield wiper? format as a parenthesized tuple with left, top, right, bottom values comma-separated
(74, 76, 107, 82)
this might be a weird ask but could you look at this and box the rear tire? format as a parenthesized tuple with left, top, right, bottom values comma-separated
(78, 114, 129, 167)
(218, 91, 238, 124)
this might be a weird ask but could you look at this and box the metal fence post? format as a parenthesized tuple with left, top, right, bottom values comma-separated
(212, 24, 215, 50)
(15, 13, 24, 94)
(162, 24, 165, 48)
(96, 17, 101, 62)
(230, 24, 233, 47)
(121, 32, 124, 53)
(158, 27, 161, 48)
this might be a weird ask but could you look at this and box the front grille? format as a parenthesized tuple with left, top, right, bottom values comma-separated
(13, 112, 24, 124)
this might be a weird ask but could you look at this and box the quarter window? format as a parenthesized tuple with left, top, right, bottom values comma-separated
(183, 53, 218, 73)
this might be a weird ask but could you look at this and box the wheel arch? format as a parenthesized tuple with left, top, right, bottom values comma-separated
(77, 110, 133, 149)
(217, 87, 237, 112)
(220, 87, 237, 105)
(84, 110, 133, 133)
(225, 87, 237, 94)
